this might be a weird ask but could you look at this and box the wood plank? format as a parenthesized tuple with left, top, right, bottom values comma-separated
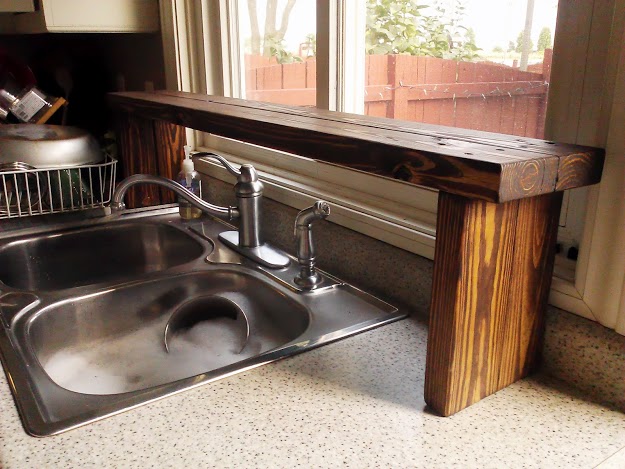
(366, 102, 388, 118)
(108, 91, 605, 203)
(246, 89, 316, 106)
(411, 56, 426, 122)
(305, 60, 316, 88)
(451, 68, 492, 131)
(260, 64, 282, 90)
(422, 57, 443, 124)
(154, 121, 186, 204)
(473, 65, 499, 131)
(483, 96, 503, 134)
(556, 149, 606, 191)
(438, 60, 458, 126)
(524, 96, 541, 138)
(513, 96, 530, 136)
(543, 0, 593, 142)
(457, 61, 476, 83)
(138, 91, 590, 158)
(389, 55, 410, 120)
(368, 54, 388, 85)
(424, 191, 562, 416)
(499, 96, 516, 135)
(245, 68, 256, 92)
(115, 112, 161, 208)
(282, 62, 307, 89)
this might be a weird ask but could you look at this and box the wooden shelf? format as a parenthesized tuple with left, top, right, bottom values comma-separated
(109, 90, 605, 417)
(109, 91, 604, 203)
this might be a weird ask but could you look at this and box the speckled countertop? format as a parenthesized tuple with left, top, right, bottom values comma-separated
(1, 315, 624, 468)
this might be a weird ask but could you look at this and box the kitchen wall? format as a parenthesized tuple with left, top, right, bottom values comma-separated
(0, 32, 165, 137)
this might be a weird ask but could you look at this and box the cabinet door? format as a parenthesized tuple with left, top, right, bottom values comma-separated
(0, 1, 35, 12)
(13, 0, 159, 33)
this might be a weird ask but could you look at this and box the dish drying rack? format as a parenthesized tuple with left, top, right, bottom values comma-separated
(0, 157, 117, 219)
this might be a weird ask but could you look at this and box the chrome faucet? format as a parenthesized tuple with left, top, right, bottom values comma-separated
(194, 152, 263, 248)
(111, 152, 290, 268)
(111, 173, 238, 220)
(294, 201, 331, 288)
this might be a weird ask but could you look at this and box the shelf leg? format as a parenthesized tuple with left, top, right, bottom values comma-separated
(425, 191, 562, 416)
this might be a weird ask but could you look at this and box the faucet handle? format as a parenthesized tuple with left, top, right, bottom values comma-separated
(192, 151, 241, 178)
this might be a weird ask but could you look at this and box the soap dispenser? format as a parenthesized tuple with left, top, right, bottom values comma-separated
(177, 146, 202, 219)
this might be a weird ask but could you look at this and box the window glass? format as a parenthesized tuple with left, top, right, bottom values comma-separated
(364, 0, 558, 138)
(239, 0, 316, 106)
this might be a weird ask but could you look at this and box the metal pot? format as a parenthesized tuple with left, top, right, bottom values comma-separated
(0, 124, 102, 169)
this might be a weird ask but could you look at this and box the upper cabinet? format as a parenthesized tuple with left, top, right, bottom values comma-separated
(0, 1, 35, 13)
(0, 0, 159, 33)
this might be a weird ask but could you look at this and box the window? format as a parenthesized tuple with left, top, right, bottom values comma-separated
(190, 0, 562, 256)
(240, 1, 317, 107)
(235, 1, 558, 139)
(161, 0, 625, 334)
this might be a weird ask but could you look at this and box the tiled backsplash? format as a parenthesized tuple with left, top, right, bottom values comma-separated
(200, 172, 625, 413)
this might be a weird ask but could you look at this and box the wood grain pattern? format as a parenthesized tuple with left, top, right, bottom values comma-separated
(115, 112, 162, 208)
(154, 121, 186, 204)
(108, 91, 605, 203)
(424, 191, 562, 416)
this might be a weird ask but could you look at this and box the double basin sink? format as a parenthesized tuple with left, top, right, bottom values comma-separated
(0, 208, 404, 436)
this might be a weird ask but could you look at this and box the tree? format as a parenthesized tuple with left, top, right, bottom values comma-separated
(537, 27, 552, 51)
(365, 0, 480, 60)
(515, 31, 533, 53)
(247, 0, 298, 58)
(302, 33, 316, 57)
(465, 27, 476, 46)
(493, 45, 504, 53)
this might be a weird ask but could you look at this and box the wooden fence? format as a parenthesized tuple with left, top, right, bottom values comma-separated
(245, 50, 552, 139)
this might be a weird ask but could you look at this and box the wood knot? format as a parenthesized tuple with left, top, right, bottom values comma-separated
(519, 162, 540, 191)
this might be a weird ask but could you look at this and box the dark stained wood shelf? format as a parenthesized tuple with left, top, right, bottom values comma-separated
(109, 90, 604, 418)
(109, 91, 604, 203)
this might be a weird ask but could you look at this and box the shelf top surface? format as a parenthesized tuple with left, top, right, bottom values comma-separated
(109, 91, 605, 203)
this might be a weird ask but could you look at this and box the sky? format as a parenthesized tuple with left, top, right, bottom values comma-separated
(240, 0, 559, 55)
(462, 0, 559, 51)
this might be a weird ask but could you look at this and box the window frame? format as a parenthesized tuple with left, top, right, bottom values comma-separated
(159, 0, 625, 334)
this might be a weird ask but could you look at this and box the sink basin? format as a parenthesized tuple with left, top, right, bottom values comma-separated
(0, 208, 405, 436)
(0, 222, 205, 290)
(31, 270, 310, 395)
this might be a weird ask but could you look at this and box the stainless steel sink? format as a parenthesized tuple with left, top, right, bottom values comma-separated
(0, 208, 405, 436)
(30, 270, 310, 395)
(0, 222, 205, 290)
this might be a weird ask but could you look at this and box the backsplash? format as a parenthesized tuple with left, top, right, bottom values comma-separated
(200, 174, 433, 316)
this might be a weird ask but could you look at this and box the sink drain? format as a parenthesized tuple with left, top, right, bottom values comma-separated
(164, 295, 250, 354)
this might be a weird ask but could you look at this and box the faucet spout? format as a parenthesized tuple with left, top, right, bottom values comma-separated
(111, 152, 290, 269)
(111, 174, 239, 220)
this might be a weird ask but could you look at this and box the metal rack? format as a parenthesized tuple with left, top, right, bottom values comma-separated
(0, 157, 117, 219)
